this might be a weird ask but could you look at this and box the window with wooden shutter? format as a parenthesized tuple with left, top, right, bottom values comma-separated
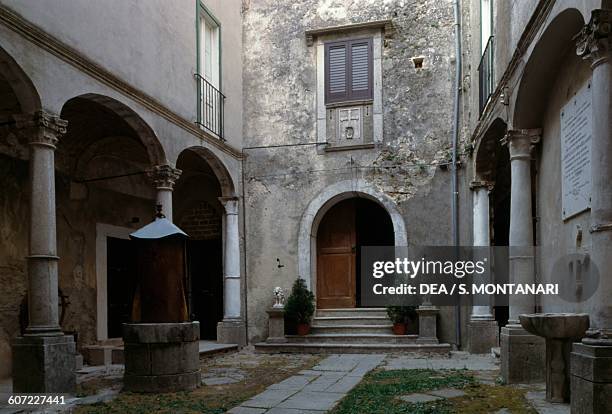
(325, 38, 373, 104)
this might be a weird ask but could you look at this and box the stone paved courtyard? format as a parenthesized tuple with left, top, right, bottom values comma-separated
(0, 350, 570, 413)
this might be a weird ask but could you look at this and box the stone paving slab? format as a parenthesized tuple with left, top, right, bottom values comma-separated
(428, 388, 466, 398)
(384, 352, 498, 371)
(267, 375, 314, 390)
(398, 393, 443, 403)
(227, 354, 385, 413)
(276, 391, 345, 411)
(227, 407, 267, 414)
(266, 408, 324, 414)
(241, 388, 299, 409)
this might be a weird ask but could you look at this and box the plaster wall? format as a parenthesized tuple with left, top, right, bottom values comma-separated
(535, 44, 593, 315)
(0, 0, 244, 148)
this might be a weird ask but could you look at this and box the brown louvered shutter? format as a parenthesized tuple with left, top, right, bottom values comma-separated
(348, 39, 372, 100)
(325, 38, 373, 104)
(325, 42, 348, 103)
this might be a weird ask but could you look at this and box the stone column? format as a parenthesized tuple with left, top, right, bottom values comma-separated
(468, 181, 498, 354)
(147, 165, 181, 221)
(500, 129, 545, 384)
(11, 110, 76, 393)
(572, 10, 612, 414)
(217, 197, 246, 345)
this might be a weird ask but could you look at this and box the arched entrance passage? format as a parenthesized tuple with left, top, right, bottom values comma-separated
(474, 118, 509, 330)
(298, 179, 408, 307)
(174, 146, 235, 340)
(57, 93, 165, 343)
(317, 198, 394, 308)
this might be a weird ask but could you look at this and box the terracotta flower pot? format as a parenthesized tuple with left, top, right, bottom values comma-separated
(392, 322, 406, 335)
(297, 323, 310, 336)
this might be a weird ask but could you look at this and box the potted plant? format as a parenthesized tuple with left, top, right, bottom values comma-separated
(386, 306, 417, 335)
(284, 278, 315, 335)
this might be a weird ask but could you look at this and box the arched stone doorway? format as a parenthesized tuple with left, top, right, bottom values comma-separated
(316, 198, 394, 308)
(298, 179, 408, 306)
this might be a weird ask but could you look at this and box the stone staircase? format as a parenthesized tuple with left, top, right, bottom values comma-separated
(256, 308, 451, 354)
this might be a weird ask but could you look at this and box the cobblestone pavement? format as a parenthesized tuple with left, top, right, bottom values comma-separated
(227, 354, 385, 414)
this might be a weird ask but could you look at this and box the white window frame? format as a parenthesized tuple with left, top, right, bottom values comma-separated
(481, 0, 493, 55)
(199, 11, 220, 89)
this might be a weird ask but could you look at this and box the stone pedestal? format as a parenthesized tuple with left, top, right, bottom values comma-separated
(468, 319, 498, 354)
(12, 335, 76, 393)
(500, 325, 545, 384)
(571, 342, 612, 414)
(266, 308, 286, 343)
(217, 319, 246, 346)
(416, 306, 439, 344)
(123, 322, 200, 393)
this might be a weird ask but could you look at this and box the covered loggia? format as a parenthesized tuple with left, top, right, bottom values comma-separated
(173, 146, 242, 343)
(0, 45, 42, 380)
(56, 93, 166, 346)
(472, 117, 510, 332)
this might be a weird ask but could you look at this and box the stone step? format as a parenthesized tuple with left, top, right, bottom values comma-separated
(255, 341, 452, 354)
(286, 333, 418, 344)
(316, 308, 388, 318)
(310, 324, 393, 335)
(313, 316, 391, 326)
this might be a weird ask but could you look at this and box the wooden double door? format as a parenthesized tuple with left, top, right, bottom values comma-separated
(316, 198, 395, 308)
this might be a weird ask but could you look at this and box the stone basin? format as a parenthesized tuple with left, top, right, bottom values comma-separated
(519, 313, 589, 404)
(519, 313, 589, 339)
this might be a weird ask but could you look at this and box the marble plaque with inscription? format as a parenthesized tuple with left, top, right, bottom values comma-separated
(560, 81, 592, 220)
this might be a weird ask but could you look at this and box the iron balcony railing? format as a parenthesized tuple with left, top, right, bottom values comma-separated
(195, 73, 225, 140)
(478, 36, 494, 116)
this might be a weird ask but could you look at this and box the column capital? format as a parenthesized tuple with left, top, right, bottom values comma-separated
(502, 129, 541, 160)
(575, 9, 612, 67)
(146, 164, 182, 190)
(470, 180, 495, 191)
(14, 110, 68, 148)
(218, 196, 239, 215)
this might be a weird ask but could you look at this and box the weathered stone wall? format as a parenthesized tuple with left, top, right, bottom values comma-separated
(242, 0, 471, 344)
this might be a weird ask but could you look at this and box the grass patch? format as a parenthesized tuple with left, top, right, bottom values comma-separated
(331, 369, 536, 414)
(331, 369, 474, 414)
(75, 352, 322, 414)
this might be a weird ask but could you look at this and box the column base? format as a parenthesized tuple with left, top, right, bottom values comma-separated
(570, 342, 612, 414)
(500, 324, 545, 384)
(468, 318, 498, 354)
(12, 335, 76, 393)
(217, 319, 246, 346)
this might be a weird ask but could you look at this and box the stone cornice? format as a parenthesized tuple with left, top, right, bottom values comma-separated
(470, 0, 555, 144)
(0, 5, 243, 160)
(305, 19, 393, 46)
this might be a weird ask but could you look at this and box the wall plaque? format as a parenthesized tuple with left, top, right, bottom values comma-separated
(560, 80, 592, 220)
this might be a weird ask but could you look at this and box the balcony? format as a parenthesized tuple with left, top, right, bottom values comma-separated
(195, 73, 225, 140)
(478, 36, 494, 116)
